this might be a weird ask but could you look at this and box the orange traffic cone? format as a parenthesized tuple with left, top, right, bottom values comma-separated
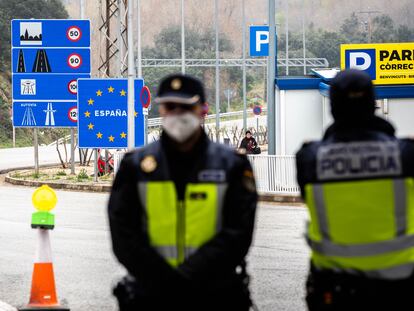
(19, 229, 69, 311)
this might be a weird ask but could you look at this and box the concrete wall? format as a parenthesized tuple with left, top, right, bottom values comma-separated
(276, 88, 324, 155)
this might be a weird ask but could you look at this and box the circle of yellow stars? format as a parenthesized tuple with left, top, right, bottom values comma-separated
(84, 86, 135, 143)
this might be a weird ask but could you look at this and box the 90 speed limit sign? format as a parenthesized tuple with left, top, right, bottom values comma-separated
(67, 26, 82, 42)
(68, 106, 78, 123)
(67, 53, 82, 69)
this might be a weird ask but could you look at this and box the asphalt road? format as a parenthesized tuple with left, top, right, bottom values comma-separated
(0, 145, 78, 172)
(0, 184, 309, 311)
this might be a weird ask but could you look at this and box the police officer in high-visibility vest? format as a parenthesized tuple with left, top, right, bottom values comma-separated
(296, 69, 414, 310)
(108, 74, 257, 310)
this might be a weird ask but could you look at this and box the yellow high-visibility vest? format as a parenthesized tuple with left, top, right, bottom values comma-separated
(305, 178, 414, 279)
(138, 181, 227, 267)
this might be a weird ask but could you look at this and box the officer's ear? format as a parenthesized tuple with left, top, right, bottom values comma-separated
(158, 103, 167, 117)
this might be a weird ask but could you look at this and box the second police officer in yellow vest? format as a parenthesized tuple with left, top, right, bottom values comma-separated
(296, 69, 414, 310)
(108, 74, 258, 310)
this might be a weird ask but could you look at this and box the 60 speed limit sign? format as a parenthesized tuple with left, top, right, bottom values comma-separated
(67, 26, 82, 42)
(68, 106, 78, 122)
(67, 53, 82, 69)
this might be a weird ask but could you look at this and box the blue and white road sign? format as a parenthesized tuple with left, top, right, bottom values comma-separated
(13, 101, 79, 127)
(11, 20, 90, 48)
(250, 26, 270, 57)
(13, 74, 90, 101)
(12, 48, 91, 74)
(12, 19, 91, 128)
(78, 79, 145, 149)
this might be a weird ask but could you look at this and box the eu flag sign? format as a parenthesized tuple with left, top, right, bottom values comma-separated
(77, 79, 145, 149)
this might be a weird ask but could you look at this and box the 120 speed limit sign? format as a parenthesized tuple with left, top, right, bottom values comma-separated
(67, 53, 82, 69)
(67, 26, 82, 42)
(68, 107, 78, 123)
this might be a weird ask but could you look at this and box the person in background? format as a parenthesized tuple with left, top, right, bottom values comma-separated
(108, 74, 258, 311)
(239, 130, 258, 154)
(296, 69, 414, 310)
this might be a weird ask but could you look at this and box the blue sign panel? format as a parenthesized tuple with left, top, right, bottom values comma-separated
(12, 48, 91, 74)
(78, 79, 145, 149)
(11, 20, 90, 48)
(13, 74, 90, 101)
(12, 19, 91, 128)
(250, 25, 270, 57)
(13, 101, 78, 128)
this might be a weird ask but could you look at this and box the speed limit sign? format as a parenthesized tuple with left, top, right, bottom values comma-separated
(68, 106, 78, 123)
(67, 26, 82, 42)
(67, 53, 82, 69)
(67, 79, 78, 95)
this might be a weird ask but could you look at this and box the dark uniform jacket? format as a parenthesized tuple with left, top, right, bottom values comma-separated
(296, 115, 414, 311)
(108, 132, 257, 310)
(296, 116, 414, 198)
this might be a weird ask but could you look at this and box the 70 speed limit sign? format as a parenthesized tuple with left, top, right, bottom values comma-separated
(67, 26, 82, 42)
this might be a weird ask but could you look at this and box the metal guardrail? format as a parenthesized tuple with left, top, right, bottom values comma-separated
(114, 151, 299, 195)
(142, 58, 329, 68)
(148, 108, 267, 128)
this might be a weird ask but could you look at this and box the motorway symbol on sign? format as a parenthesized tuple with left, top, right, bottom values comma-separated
(20, 79, 36, 95)
(44, 102, 56, 126)
(32, 49, 52, 72)
(13, 101, 80, 128)
(12, 48, 91, 74)
(17, 49, 26, 72)
(78, 79, 145, 149)
(13, 74, 90, 100)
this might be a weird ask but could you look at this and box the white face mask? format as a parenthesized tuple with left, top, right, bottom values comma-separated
(162, 113, 201, 143)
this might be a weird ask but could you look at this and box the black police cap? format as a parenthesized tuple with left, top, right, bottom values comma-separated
(155, 74, 206, 105)
(330, 69, 376, 121)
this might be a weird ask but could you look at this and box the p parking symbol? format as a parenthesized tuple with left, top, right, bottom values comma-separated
(345, 49, 376, 80)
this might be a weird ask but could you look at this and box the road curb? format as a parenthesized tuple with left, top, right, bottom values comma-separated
(5, 175, 111, 193)
(5, 171, 302, 203)
(0, 301, 17, 311)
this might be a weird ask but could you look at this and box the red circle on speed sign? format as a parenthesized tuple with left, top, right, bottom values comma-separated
(68, 106, 78, 123)
(67, 53, 82, 69)
(140, 86, 151, 109)
(67, 79, 78, 95)
(67, 26, 82, 42)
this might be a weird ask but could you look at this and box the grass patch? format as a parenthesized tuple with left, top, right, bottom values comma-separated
(77, 169, 90, 181)
(56, 170, 67, 176)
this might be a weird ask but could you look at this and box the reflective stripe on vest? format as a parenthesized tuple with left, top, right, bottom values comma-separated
(305, 178, 414, 279)
(138, 181, 227, 267)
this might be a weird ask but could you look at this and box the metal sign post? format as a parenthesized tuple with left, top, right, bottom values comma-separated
(34, 128, 39, 174)
(267, 0, 277, 155)
(127, 0, 135, 151)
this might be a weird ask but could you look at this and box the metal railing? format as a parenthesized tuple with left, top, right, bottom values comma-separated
(247, 155, 300, 195)
(114, 152, 300, 195)
(148, 108, 267, 128)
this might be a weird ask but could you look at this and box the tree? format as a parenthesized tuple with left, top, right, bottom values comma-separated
(142, 25, 253, 117)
